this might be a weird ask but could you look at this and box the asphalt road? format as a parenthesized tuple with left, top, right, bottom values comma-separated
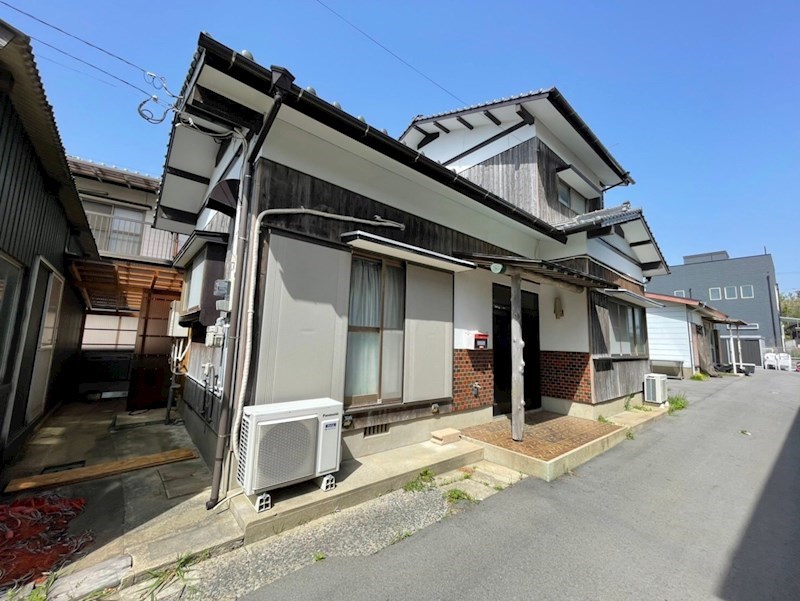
(244, 370, 800, 601)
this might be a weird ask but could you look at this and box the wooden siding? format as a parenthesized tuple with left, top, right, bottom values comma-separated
(593, 358, 649, 403)
(535, 139, 580, 225)
(255, 160, 513, 257)
(458, 137, 538, 217)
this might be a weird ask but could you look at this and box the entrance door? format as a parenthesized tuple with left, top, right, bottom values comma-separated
(492, 284, 540, 416)
(25, 265, 63, 424)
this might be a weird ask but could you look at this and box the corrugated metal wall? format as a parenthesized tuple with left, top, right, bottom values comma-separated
(0, 94, 70, 270)
(0, 92, 86, 456)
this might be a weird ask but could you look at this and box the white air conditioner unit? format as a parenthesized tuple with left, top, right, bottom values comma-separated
(644, 373, 668, 405)
(237, 398, 343, 497)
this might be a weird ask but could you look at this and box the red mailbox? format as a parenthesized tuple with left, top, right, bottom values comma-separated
(474, 332, 489, 350)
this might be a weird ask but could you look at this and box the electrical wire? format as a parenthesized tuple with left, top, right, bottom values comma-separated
(0, 0, 147, 73)
(29, 35, 161, 100)
(313, 0, 467, 105)
(36, 53, 119, 88)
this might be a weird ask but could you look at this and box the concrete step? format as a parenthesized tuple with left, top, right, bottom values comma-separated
(230, 439, 484, 545)
(610, 407, 669, 434)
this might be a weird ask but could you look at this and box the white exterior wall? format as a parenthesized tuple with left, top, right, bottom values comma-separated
(646, 306, 693, 369)
(538, 285, 589, 352)
(453, 268, 588, 353)
(258, 114, 541, 259)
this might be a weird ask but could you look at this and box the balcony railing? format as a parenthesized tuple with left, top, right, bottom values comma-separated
(86, 211, 179, 261)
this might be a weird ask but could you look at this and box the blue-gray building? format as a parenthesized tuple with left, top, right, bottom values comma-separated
(646, 251, 783, 366)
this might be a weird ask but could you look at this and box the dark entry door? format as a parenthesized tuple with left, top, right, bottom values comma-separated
(492, 284, 540, 416)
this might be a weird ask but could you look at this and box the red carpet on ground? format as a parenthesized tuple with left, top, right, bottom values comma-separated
(0, 494, 94, 591)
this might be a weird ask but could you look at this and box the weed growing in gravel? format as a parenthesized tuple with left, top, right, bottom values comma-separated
(597, 415, 611, 424)
(403, 468, 436, 492)
(390, 530, 413, 544)
(444, 488, 475, 504)
(626, 430, 635, 440)
(667, 393, 688, 415)
(312, 552, 326, 562)
(144, 551, 206, 600)
(624, 395, 633, 411)
(690, 372, 709, 381)
(631, 405, 652, 412)
(493, 483, 506, 491)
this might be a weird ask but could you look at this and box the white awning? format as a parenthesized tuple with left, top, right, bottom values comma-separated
(603, 288, 664, 308)
(341, 231, 475, 272)
(557, 165, 602, 199)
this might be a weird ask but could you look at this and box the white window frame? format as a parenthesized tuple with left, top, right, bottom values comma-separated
(673, 290, 686, 298)
(709, 287, 722, 301)
(740, 285, 754, 299)
(724, 286, 738, 300)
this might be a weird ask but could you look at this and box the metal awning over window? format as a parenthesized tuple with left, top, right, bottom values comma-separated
(556, 165, 602, 199)
(341, 231, 476, 273)
(70, 259, 183, 312)
(603, 288, 664, 308)
(459, 253, 613, 290)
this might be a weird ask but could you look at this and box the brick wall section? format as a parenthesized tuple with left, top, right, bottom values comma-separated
(453, 349, 494, 412)
(540, 351, 593, 404)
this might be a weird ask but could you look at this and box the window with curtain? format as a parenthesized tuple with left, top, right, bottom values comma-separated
(344, 257, 405, 406)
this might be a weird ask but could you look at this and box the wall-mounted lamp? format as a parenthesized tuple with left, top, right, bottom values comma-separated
(554, 296, 564, 319)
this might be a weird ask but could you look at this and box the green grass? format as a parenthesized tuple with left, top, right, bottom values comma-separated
(3, 572, 59, 601)
(624, 395, 633, 411)
(312, 551, 326, 562)
(626, 430, 635, 440)
(390, 530, 413, 544)
(597, 415, 611, 424)
(690, 372, 709, 381)
(667, 393, 688, 415)
(403, 468, 436, 492)
(444, 488, 475, 504)
(631, 405, 652, 412)
(143, 552, 205, 600)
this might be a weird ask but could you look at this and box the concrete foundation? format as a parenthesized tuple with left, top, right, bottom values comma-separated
(542, 392, 645, 420)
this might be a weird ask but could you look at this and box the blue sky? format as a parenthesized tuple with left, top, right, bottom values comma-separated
(3, 1, 799, 293)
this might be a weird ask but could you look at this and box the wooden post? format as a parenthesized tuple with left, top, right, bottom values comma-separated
(511, 272, 525, 441)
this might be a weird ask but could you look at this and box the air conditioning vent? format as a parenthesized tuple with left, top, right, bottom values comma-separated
(644, 373, 668, 405)
(364, 423, 389, 437)
(237, 398, 343, 496)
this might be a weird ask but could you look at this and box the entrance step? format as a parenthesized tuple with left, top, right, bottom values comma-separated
(609, 407, 668, 433)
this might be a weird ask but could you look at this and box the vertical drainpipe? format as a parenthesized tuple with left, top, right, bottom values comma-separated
(206, 66, 295, 510)
(766, 274, 779, 350)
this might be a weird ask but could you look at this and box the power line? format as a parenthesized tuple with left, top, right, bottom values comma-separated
(0, 0, 147, 73)
(313, 0, 466, 106)
(30, 36, 161, 101)
(37, 53, 119, 88)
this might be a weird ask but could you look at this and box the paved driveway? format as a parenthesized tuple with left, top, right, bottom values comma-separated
(245, 370, 800, 601)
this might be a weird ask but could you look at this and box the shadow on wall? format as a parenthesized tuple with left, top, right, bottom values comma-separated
(718, 405, 800, 599)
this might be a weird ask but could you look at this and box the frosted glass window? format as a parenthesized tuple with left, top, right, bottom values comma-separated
(40, 274, 63, 348)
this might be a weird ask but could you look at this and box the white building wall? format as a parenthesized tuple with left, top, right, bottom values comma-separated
(586, 238, 644, 282)
(646, 306, 693, 369)
(453, 268, 588, 353)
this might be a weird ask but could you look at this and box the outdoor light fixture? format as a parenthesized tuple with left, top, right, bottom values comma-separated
(490, 263, 506, 274)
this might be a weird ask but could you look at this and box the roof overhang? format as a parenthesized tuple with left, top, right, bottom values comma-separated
(68, 157, 160, 193)
(173, 230, 229, 268)
(459, 253, 613, 291)
(603, 288, 664, 308)
(69, 259, 182, 312)
(155, 33, 567, 244)
(557, 165, 602, 199)
(0, 19, 98, 258)
(402, 88, 633, 188)
(342, 230, 475, 273)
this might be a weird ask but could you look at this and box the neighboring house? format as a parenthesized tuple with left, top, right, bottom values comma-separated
(153, 33, 667, 504)
(66, 158, 185, 409)
(647, 251, 783, 365)
(0, 20, 98, 461)
(644, 292, 741, 378)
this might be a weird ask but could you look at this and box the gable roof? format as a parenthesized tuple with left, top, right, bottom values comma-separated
(0, 19, 97, 258)
(557, 203, 668, 277)
(155, 32, 567, 244)
(644, 292, 747, 325)
(400, 88, 633, 188)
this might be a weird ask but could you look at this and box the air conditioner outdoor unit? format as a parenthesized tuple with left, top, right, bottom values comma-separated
(237, 398, 343, 498)
(643, 373, 668, 405)
(167, 301, 189, 338)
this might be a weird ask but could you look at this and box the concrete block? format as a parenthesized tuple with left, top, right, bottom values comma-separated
(431, 428, 461, 445)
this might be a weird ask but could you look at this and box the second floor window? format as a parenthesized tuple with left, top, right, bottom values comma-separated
(709, 287, 722, 301)
(557, 181, 571, 207)
(724, 286, 738, 300)
(84, 201, 145, 256)
(674, 290, 686, 297)
(740, 285, 754, 299)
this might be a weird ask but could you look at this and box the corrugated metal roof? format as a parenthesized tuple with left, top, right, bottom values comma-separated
(0, 19, 98, 258)
(410, 88, 553, 123)
(68, 156, 161, 193)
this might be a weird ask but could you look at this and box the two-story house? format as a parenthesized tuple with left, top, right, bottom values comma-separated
(153, 33, 667, 507)
(66, 158, 185, 409)
(647, 251, 783, 365)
